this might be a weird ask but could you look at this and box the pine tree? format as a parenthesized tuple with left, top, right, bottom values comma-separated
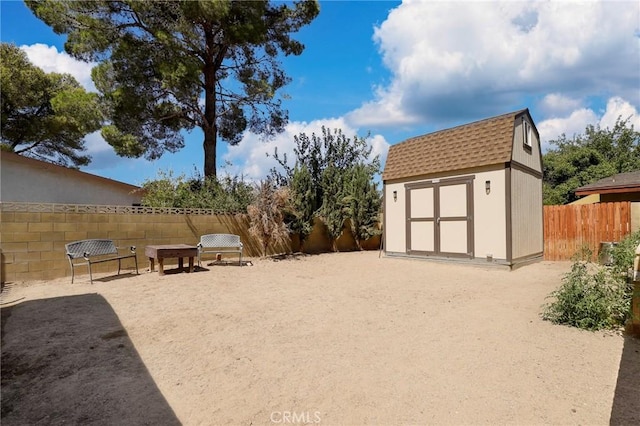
(28, 0, 319, 178)
(1, 43, 102, 167)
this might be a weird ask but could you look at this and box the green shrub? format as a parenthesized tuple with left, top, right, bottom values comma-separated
(542, 261, 630, 330)
(139, 169, 255, 212)
(609, 230, 640, 277)
(542, 231, 639, 331)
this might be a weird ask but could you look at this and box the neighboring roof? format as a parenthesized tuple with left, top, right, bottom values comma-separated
(569, 194, 600, 205)
(574, 170, 640, 195)
(383, 109, 527, 181)
(0, 151, 140, 191)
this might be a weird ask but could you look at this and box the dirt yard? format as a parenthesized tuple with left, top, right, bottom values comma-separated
(1, 251, 638, 425)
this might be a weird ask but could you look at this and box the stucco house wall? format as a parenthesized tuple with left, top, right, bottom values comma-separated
(1, 152, 142, 206)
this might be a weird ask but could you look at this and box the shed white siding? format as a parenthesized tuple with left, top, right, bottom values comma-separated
(384, 182, 408, 253)
(384, 167, 508, 261)
(473, 168, 507, 260)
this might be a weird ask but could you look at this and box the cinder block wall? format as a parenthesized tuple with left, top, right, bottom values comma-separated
(0, 209, 279, 282)
(0, 204, 380, 283)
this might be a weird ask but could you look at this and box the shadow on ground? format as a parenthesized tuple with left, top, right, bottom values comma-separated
(1, 294, 181, 425)
(91, 271, 139, 283)
(203, 260, 254, 267)
(610, 335, 640, 425)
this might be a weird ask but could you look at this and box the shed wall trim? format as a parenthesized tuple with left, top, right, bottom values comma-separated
(505, 167, 512, 263)
(508, 161, 543, 179)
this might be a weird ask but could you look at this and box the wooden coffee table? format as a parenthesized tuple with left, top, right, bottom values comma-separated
(145, 244, 198, 275)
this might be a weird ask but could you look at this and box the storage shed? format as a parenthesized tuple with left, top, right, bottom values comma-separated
(382, 109, 543, 269)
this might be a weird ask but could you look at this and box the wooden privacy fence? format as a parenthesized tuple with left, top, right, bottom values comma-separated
(544, 202, 631, 261)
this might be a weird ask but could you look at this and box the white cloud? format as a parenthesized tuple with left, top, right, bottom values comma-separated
(368, 133, 390, 164)
(537, 108, 598, 151)
(20, 43, 96, 92)
(83, 131, 111, 154)
(538, 94, 583, 116)
(599, 97, 640, 130)
(346, 87, 420, 127)
(350, 0, 640, 127)
(224, 118, 390, 182)
(537, 96, 640, 151)
(82, 131, 123, 169)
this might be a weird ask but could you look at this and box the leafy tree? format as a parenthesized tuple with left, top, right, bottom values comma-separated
(286, 164, 316, 250)
(271, 126, 379, 190)
(318, 163, 347, 250)
(270, 126, 381, 249)
(0, 42, 102, 167)
(139, 169, 255, 212)
(543, 118, 640, 204)
(247, 180, 290, 257)
(343, 164, 382, 249)
(28, 0, 319, 178)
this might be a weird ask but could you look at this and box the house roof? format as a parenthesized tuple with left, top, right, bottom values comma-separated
(382, 109, 527, 182)
(1, 151, 140, 191)
(574, 170, 640, 195)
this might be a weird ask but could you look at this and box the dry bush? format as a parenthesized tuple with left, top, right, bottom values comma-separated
(247, 181, 290, 257)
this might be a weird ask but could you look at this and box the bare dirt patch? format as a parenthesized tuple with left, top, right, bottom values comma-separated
(2, 251, 638, 425)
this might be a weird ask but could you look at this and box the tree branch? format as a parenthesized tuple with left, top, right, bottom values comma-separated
(13, 140, 42, 154)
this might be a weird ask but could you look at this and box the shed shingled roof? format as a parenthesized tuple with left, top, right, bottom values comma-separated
(383, 109, 525, 181)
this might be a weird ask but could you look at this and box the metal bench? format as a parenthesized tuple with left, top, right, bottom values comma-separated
(65, 239, 138, 284)
(197, 234, 243, 266)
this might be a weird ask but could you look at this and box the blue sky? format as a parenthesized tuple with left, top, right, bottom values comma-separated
(2, 0, 639, 187)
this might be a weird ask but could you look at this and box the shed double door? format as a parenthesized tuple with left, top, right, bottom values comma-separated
(405, 177, 474, 258)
